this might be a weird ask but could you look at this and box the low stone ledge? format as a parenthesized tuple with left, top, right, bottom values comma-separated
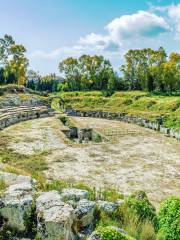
(65, 108, 180, 141)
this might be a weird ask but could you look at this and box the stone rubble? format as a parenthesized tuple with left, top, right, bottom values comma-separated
(0, 172, 127, 239)
(74, 199, 96, 237)
(97, 200, 118, 213)
(61, 188, 89, 202)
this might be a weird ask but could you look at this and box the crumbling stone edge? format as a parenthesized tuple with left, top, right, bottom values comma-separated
(65, 108, 180, 140)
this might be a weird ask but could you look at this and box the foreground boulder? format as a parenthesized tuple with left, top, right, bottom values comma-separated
(74, 199, 96, 237)
(0, 172, 158, 239)
(0, 172, 35, 232)
(97, 200, 118, 214)
(36, 191, 75, 240)
(61, 188, 89, 202)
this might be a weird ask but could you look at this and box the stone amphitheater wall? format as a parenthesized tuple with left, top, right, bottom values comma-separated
(65, 108, 180, 140)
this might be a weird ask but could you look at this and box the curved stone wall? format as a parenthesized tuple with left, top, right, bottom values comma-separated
(0, 106, 54, 130)
(65, 108, 180, 140)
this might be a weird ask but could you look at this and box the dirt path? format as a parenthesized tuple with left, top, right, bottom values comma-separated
(1, 116, 180, 206)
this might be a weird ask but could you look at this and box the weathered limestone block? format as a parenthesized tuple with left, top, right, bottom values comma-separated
(169, 128, 180, 140)
(74, 199, 96, 236)
(36, 191, 75, 240)
(61, 188, 89, 202)
(0, 176, 35, 232)
(97, 200, 118, 213)
(170, 128, 176, 138)
(160, 126, 170, 135)
(174, 130, 180, 140)
(0, 171, 36, 186)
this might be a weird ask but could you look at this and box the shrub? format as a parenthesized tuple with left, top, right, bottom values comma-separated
(158, 196, 180, 240)
(139, 220, 156, 240)
(43, 179, 69, 192)
(124, 191, 158, 229)
(100, 189, 124, 202)
(156, 231, 166, 240)
(0, 178, 6, 191)
(120, 208, 141, 239)
(94, 226, 134, 240)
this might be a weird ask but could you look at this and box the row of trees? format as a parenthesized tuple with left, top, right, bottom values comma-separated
(0, 34, 179, 93)
(58, 48, 180, 92)
(58, 55, 121, 91)
(121, 47, 180, 92)
(26, 70, 63, 92)
(0, 35, 28, 85)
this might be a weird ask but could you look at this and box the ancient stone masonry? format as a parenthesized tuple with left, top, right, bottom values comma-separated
(0, 106, 55, 130)
(0, 172, 125, 240)
(65, 108, 180, 140)
(0, 91, 55, 130)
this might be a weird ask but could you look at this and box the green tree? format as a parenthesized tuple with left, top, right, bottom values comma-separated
(0, 34, 29, 85)
(59, 57, 81, 90)
(59, 55, 115, 91)
(127, 48, 179, 92)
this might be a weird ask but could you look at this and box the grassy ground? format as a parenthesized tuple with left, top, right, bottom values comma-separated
(52, 91, 180, 129)
(0, 134, 49, 175)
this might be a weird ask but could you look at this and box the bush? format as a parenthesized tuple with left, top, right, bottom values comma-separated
(158, 196, 180, 240)
(119, 208, 140, 239)
(94, 226, 134, 240)
(139, 221, 156, 240)
(0, 178, 6, 191)
(124, 191, 158, 229)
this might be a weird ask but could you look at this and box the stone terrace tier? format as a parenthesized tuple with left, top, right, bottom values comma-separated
(0, 106, 55, 130)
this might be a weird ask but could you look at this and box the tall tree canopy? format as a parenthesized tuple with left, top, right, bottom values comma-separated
(120, 48, 180, 92)
(59, 55, 117, 91)
(26, 70, 63, 92)
(0, 34, 28, 85)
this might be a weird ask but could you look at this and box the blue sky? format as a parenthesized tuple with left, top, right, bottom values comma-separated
(0, 0, 180, 75)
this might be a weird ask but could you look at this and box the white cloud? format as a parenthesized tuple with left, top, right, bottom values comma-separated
(168, 4, 180, 39)
(28, 10, 171, 65)
(78, 10, 169, 53)
(79, 33, 109, 46)
(28, 46, 84, 60)
(106, 11, 170, 41)
(150, 3, 180, 40)
(79, 33, 121, 51)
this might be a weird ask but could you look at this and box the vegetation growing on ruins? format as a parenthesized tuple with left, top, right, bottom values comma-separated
(0, 33, 179, 239)
(53, 90, 180, 129)
(93, 226, 135, 240)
